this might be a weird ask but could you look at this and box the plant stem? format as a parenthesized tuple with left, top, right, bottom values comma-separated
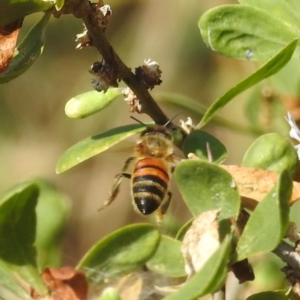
(81, 3, 170, 125)
(273, 241, 300, 270)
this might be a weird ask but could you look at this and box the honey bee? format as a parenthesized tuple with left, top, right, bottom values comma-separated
(99, 119, 177, 223)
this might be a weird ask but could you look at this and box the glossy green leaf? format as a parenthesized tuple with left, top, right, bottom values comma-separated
(35, 179, 71, 268)
(164, 235, 231, 300)
(65, 88, 123, 118)
(0, 182, 46, 295)
(235, 171, 292, 262)
(0, 0, 53, 27)
(197, 39, 297, 128)
(246, 290, 288, 300)
(174, 160, 240, 220)
(77, 224, 160, 281)
(0, 10, 51, 83)
(199, 5, 300, 61)
(146, 235, 185, 277)
(182, 130, 227, 163)
(242, 133, 299, 176)
(56, 123, 146, 173)
(99, 287, 121, 300)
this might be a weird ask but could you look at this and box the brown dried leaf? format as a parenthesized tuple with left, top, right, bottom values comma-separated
(41, 266, 88, 300)
(181, 209, 221, 277)
(115, 273, 143, 300)
(0, 19, 23, 73)
(105, 271, 172, 300)
(220, 165, 300, 209)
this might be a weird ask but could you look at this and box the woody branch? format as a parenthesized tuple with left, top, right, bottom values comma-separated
(55, 0, 170, 125)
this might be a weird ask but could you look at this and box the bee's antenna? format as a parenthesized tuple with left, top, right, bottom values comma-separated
(130, 116, 147, 127)
(164, 112, 182, 127)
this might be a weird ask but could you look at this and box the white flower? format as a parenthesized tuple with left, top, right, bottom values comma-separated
(180, 117, 194, 134)
(285, 112, 300, 159)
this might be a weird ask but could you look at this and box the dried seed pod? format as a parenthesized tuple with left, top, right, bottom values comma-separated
(123, 87, 142, 113)
(90, 60, 118, 92)
(135, 59, 162, 90)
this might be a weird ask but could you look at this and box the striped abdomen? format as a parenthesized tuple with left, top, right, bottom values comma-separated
(132, 157, 169, 215)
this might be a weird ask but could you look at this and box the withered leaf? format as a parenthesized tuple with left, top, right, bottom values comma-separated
(41, 266, 88, 300)
(181, 209, 221, 277)
(0, 19, 23, 73)
(220, 165, 300, 209)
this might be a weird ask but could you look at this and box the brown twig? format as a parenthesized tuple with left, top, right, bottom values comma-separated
(273, 241, 300, 271)
(81, 2, 170, 125)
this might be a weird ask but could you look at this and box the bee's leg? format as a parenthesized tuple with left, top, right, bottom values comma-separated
(156, 191, 172, 224)
(98, 157, 134, 211)
(121, 157, 136, 172)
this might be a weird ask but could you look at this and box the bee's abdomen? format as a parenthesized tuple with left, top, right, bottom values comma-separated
(132, 158, 169, 215)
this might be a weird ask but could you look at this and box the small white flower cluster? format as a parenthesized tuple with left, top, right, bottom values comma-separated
(75, 27, 90, 49)
(122, 87, 142, 113)
(143, 58, 160, 73)
(179, 117, 194, 134)
(285, 112, 300, 159)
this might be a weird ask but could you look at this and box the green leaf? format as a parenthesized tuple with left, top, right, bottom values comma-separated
(239, 0, 300, 30)
(197, 39, 298, 128)
(54, 0, 64, 11)
(0, 10, 51, 83)
(146, 235, 185, 277)
(56, 123, 146, 174)
(77, 224, 160, 282)
(164, 235, 231, 300)
(182, 130, 227, 163)
(199, 5, 300, 61)
(65, 88, 123, 118)
(35, 179, 71, 268)
(175, 219, 193, 241)
(246, 290, 288, 300)
(0, 260, 33, 300)
(156, 92, 263, 136)
(0, 0, 53, 27)
(269, 56, 300, 95)
(174, 160, 240, 221)
(235, 171, 292, 262)
(99, 287, 121, 300)
(244, 86, 266, 129)
(0, 182, 46, 295)
(242, 133, 299, 176)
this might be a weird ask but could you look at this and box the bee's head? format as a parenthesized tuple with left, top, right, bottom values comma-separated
(137, 125, 172, 157)
(140, 125, 172, 140)
(131, 115, 179, 157)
